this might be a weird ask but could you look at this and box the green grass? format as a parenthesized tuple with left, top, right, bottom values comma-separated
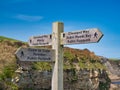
(32, 62, 52, 71)
(0, 64, 17, 80)
(109, 58, 120, 61)
(0, 36, 22, 42)
(64, 51, 75, 60)
(0, 63, 18, 90)
(78, 60, 106, 69)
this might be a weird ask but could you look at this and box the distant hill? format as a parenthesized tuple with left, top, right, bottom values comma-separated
(109, 58, 120, 61)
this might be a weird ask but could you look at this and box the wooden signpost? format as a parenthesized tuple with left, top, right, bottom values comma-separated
(52, 22, 63, 90)
(15, 22, 103, 90)
(28, 34, 52, 46)
(15, 47, 55, 62)
(61, 28, 103, 45)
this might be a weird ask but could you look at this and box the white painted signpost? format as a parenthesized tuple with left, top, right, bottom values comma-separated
(15, 22, 103, 90)
(61, 28, 103, 45)
(28, 34, 52, 46)
(15, 47, 55, 62)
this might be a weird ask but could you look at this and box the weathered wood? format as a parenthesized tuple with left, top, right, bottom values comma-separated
(61, 28, 103, 45)
(28, 34, 52, 46)
(52, 22, 64, 90)
(15, 47, 55, 62)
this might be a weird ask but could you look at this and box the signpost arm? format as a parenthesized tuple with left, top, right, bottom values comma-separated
(52, 22, 64, 90)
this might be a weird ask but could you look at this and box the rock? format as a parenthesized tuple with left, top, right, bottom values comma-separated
(15, 67, 23, 73)
(12, 66, 111, 90)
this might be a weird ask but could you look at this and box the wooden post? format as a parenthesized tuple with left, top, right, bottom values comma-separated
(52, 22, 64, 90)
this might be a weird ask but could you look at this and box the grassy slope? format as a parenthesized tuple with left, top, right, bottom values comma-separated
(109, 58, 120, 61)
(0, 36, 26, 74)
(63, 47, 106, 70)
(0, 36, 19, 42)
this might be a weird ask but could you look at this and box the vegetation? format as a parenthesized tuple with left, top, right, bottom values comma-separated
(0, 64, 18, 90)
(63, 47, 106, 70)
(0, 36, 19, 42)
(109, 58, 120, 61)
(0, 64, 16, 80)
(0, 36, 26, 89)
(32, 62, 52, 71)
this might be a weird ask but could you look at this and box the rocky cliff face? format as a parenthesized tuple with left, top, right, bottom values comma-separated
(100, 56, 120, 90)
(100, 56, 120, 76)
(11, 66, 110, 90)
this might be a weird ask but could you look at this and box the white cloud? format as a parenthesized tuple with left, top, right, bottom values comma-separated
(14, 14, 43, 22)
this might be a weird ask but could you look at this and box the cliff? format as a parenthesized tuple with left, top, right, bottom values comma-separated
(100, 57, 120, 90)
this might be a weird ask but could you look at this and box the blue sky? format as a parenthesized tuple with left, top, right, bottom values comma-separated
(0, 0, 120, 58)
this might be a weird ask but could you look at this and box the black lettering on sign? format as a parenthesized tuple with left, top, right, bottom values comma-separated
(33, 52, 46, 56)
(77, 39, 90, 42)
(75, 35, 84, 38)
(34, 35, 48, 39)
(68, 31, 82, 35)
(42, 49, 50, 52)
(27, 57, 37, 60)
(28, 48, 37, 52)
(83, 30, 89, 33)
(67, 40, 75, 43)
(37, 39, 44, 42)
(85, 34, 91, 38)
(66, 36, 74, 39)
